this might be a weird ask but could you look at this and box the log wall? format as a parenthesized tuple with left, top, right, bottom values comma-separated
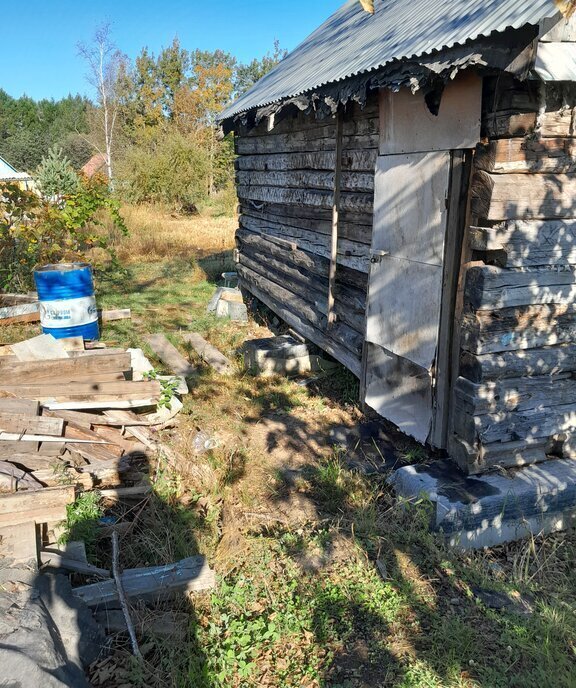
(451, 75, 576, 474)
(234, 97, 378, 376)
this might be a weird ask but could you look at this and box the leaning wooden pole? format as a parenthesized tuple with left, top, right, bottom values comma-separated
(327, 109, 343, 327)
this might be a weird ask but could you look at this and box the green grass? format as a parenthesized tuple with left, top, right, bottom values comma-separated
(5, 255, 575, 688)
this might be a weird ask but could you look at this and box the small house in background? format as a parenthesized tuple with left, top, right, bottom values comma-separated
(0, 155, 34, 191)
(81, 153, 107, 179)
(220, 0, 576, 477)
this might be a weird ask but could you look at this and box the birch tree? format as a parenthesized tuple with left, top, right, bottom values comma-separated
(78, 25, 129, 186)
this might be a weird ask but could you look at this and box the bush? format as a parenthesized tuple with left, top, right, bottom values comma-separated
(118, 130, 210, 209)
(0, 176, 127, 292)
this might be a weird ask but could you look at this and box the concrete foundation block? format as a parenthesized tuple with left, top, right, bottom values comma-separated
(208, 287, 248, 322)
(390, 458, 576, 549)
(243, 335, 337, 377)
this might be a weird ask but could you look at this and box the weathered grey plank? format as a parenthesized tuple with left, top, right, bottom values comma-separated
(460, 344, 576, 381)
(73, 556, 215, 607)
(181, 333, 233, 375)
(144, 334, 196, 379)
(460, 303, 576, 354)
(471, 170, 576, 221)
(239, 218, 370, 273)
(237, 184, 373, 214)
(236, 133, 379, 156)
(469, 220, 576, 267)
(236, 169, 374, 193)
(465, 265, 576, 310)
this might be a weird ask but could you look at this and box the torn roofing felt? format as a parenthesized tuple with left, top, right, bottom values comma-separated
(219, 0, 561, 128)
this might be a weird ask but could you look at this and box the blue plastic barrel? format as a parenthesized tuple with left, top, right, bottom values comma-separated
(34, 263, 99, 340)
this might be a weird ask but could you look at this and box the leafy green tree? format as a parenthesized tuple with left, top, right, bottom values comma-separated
(235, 40, 287, 96)
(36, 146, 80, 198)
(0, 177, 127, 292)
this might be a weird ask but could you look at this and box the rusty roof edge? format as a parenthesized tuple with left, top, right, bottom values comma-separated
(218, 0, 561, 124)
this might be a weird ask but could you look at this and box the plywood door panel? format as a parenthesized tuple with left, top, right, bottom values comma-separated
(372, 151, 451, 266)
(365, 343, 432, 444)
(364, 151, 452, 443)
(379, 72, 482, 155)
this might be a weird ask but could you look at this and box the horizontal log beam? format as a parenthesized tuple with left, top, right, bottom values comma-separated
(471, 170, 576, 221)
(460, 344, 576, 381)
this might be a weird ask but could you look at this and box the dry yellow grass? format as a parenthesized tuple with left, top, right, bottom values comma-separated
(110, 204, 237, 264)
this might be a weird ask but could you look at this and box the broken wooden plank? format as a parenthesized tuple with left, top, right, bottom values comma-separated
(0, 461, 43, 491)
(4, 455, 69, 472)
(0, 379, 161, 402)
(11, 334, 68, 361)
(144, 333, 196, 378)
(0, 485, 75, 527)
(0, 413, 64, 436)
(0, 302, 39, 324)
(181, 333, 233, 375)
(40, 550, 110, 578)
(45, 409, 152, 427)
(0, 398, 39, 415)
(99, 308, 131, 322)
(0, 352, 132, 384)
(0, 522, 38, 565)
(99, 486, 151, 501)
(73, 555, 216, 607)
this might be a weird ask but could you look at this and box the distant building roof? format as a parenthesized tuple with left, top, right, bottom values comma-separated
(0, 155, 32, 182)
(81, 153, 108, 178)
(220, 0, 561, 121)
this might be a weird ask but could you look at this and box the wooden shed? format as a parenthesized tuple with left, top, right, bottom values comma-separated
(220, 0, 576, 475)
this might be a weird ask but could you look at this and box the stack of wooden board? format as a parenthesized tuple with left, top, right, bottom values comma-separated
(0, 334, 169, 493)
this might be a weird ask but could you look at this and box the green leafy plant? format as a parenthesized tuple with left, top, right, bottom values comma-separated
(58, 491, 104, 558)
(143, 369, 181, 408)
(0, 176, 128, 292)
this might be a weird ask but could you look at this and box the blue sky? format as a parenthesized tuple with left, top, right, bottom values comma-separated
(1, 0, 341, 101)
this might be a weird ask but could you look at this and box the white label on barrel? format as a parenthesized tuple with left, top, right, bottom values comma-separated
(39, 296, 98, 329)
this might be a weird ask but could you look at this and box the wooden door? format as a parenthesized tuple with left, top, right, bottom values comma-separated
(364, 151, 452, 443)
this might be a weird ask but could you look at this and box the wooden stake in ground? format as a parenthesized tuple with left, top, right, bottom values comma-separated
(112, 530, 142, 660)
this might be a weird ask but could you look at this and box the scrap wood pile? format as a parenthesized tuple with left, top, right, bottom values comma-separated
(0, 331, 216, 649)
(0, 333, 170, 495)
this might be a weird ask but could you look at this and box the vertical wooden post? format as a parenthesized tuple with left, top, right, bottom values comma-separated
(327, 109, 343, 328)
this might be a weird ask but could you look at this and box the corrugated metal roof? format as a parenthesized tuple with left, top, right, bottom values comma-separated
(0, 156, 32, 181)
(221, 0, 560, 121)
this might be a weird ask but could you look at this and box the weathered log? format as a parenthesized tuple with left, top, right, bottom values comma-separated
(239, 215, 370, 273)
(475, 138, 576, 174)
(238, 267, 361, 376)
(453, 401, 576, 444)
(240, 206, 372, 245)
(237, 264, 363, 356)
(449, 435, 557, 474)
(236, 169, 374, 193)
(236, 228, 368, 292)
(460, 344, 576, 381)
(464, 264, 576, 310)
(236, 132, 379, 156)
(469, 220, 576, 267)
(236, 149, 378, 173)
(237, 184, 373, 214)
(471, 170, 576, 221)
(454, 374, 576, 415)
(460, 303, 576, 354)
(238, 252, 365, 334)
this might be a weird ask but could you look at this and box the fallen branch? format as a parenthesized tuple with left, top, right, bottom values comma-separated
(112, 530, 142, 660)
